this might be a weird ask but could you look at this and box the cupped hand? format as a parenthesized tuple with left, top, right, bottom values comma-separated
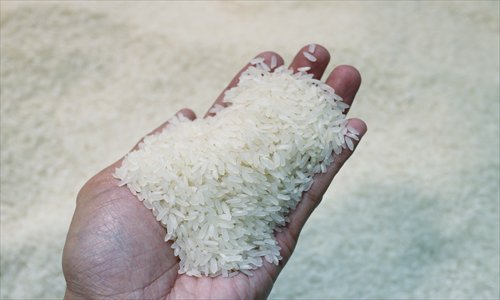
(62, 44, 367, 299)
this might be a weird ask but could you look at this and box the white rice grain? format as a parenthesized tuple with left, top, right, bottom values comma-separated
(347, 124, 360, 135)
(303, 51, 317, 62)
(270, 55, 277, 69)
(115, 63, 352, 277)
(250, 57, 265, 65)
(308, 43, 316, 53)
(345, 136, 354, 151)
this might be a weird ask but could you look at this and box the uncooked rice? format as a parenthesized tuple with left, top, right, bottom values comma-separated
(308, 43, 316, 53)
(114, 62, 356, 277)
(250, 57, 265, 65)
(303, 51, 317, 62)
(297, 66, 311, 72)
(270, 55, 278, 69)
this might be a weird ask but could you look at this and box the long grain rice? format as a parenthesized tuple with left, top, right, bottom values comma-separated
(303, 51, 317, 62)
(114, 63, 357, 277)
(308, 43, 316, 53)
(270, 55, 277, 69)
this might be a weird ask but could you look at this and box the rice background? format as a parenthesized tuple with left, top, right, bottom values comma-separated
(0, 1, 498, 299)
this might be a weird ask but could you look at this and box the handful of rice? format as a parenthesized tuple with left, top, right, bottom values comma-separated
(114, 62, 358, 277)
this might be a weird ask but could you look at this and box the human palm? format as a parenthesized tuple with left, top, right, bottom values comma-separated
(63, 45, 367, 299)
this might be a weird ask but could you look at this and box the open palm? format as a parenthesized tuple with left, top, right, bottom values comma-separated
(62, 45, 367, 299)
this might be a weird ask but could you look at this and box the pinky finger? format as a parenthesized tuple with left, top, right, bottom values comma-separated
(284, 118, 367, 240)
(307, 118, 367, 203)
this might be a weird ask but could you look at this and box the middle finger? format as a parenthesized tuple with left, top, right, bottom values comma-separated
(288, 43, 330, 80)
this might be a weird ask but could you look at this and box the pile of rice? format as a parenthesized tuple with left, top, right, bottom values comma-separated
(114, 60, 358, 277)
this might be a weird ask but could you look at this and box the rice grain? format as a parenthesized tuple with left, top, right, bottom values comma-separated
(114, 63, 357, 277)
(303, 51, 317, 62)
(308, 43, 316, 53)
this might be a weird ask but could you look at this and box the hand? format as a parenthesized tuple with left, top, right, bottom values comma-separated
(62, 44, 367, 299)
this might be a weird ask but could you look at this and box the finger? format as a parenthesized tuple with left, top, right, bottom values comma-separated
(284, 118, 367, 242)
(289, 43, 330, 80)
(205, 52, 284, 117)
(131, 108, 196, 151)
(325, 65, 362, 114)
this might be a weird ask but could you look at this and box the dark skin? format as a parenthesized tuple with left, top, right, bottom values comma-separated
(62, 44, 367, 299)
